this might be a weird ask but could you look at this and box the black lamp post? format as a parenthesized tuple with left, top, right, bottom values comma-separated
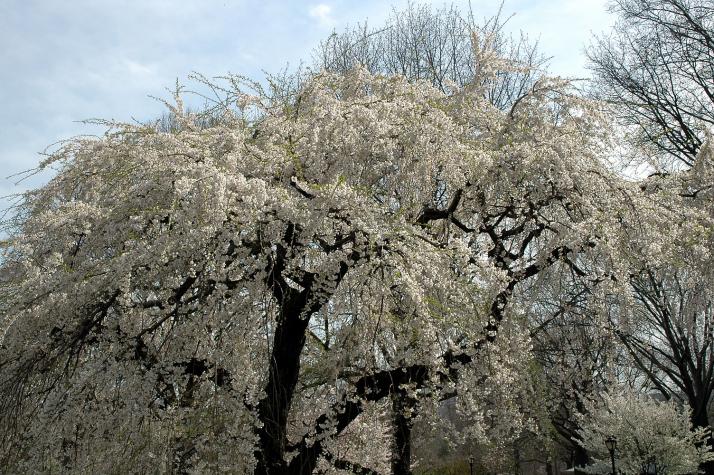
(605, 436, 617, 475)
(468, 455, 474, 475)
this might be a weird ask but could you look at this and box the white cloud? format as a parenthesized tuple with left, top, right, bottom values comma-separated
(309, 3, 335, 27)
(124, 59, 154, 77)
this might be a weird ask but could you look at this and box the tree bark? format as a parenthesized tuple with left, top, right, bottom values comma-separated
(390, 392, 415, 475)
(254, 294, 311, 475)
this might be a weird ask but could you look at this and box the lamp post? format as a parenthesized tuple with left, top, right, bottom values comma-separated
(605, 436, 617, 475)
(468, 455, 474, 475)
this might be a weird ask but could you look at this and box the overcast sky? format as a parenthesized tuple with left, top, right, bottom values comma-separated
(0, 0, 615, 216)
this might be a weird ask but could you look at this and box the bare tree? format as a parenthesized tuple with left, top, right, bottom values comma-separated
(588, 0, 714, 170)
(613, 267, 714, 473)
(314, 2, 548, 110)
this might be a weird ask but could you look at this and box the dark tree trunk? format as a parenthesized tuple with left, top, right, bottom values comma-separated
(251, 236, 354, 475)
(390, 391, 416, 475)
(572, 445, 589, 471)
(254, 294, 311, 475)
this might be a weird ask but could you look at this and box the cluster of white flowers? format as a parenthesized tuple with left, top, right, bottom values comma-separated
(577, 390, 714, 474)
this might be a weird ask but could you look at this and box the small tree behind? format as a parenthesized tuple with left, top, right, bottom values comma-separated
(577, 390, 714, 474)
